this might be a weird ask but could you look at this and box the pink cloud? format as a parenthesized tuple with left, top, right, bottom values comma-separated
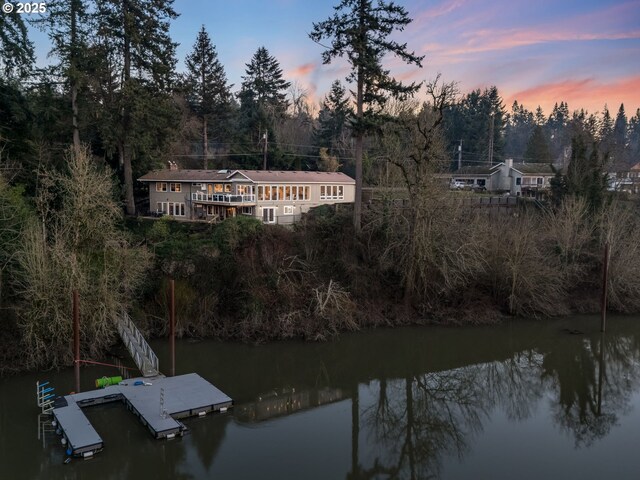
(504, 75, 640, 113)
(441, 28, 640, 57)
(288, 62, 316, 79)
(415, 0, 467, 21)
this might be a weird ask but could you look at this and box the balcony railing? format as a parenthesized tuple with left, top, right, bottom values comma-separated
(191, 192, 256, 204)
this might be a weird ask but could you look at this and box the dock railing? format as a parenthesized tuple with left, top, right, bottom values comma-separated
(117, 312, 159, 377)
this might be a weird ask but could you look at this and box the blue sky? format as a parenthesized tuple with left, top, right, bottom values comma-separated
(29, 0, 640, 115)
(172, 0, 640, 115)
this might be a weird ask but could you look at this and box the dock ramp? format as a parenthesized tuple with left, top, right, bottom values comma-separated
(116, 312, 159, 377)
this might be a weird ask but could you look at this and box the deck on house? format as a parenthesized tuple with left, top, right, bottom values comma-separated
(52, 373, 232, 457)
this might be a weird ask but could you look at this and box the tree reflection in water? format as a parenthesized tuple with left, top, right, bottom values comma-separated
(354, 331, 640, 479)
(542, 333, 640, 447)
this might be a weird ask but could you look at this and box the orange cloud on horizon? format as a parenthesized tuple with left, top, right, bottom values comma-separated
(504, 75, 640, 114)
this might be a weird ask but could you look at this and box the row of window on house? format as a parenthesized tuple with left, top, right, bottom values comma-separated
(156, 182, 346, 201)
(257, 184, 345, 201)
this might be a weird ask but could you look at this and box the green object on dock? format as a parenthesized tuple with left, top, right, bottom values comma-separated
(95, 376, 123, 388)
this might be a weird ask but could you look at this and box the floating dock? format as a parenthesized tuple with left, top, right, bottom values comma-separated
(51, 373, 232, 457)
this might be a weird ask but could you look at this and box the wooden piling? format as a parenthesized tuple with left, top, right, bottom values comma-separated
(73, 290, 80, 393)
(600, 242, 609, 333)
(169, 279, 175, 377)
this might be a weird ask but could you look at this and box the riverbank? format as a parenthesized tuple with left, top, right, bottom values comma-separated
(2, 196, 640, 375)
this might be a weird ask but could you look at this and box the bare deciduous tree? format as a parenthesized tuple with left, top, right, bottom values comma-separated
(16, 147, 151, 368)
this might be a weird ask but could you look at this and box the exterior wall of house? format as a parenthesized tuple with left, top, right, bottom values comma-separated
(149, 181, 190, 217)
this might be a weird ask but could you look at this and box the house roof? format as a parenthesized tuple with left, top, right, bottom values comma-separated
(138, 169, 230, 182)
(453, 166, 497, 176)
(138, 168, 355, 184)
(229, 170, 354, 184)
(511, 163, 555, 175)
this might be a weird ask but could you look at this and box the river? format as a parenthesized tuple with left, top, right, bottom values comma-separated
(2, 315, 640, 479)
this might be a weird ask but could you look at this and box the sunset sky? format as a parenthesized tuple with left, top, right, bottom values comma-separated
(27, 0, 640, 117)
(169, 0, 640, 116)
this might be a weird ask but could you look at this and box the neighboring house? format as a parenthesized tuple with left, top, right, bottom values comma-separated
(492, 159, 556, 197)
(138, 166, 355, 224)
(609, 162, 640, 194)
(448, 159, 556, 197)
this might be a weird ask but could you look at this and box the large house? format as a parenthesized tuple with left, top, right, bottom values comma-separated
(138, 167, 355, 224)
(450, 159, 556, 197)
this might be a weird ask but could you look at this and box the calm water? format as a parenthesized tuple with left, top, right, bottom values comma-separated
(2, 315, 640, 479)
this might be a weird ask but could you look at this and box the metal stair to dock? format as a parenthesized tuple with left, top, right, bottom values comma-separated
(117, 312, 159, 377)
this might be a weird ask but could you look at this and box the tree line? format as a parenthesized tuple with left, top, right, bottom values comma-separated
(3, 2, 637, 213)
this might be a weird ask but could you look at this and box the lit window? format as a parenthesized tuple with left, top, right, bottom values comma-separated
(156, 182, 167, 192)
(170, 183, 181, 192)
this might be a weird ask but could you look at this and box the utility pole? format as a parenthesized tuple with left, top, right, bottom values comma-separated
(488, 113, 495, 166)
(601, 242, 610, 332)
(262, 131, 268, 170)
(458, 140, 463, 170)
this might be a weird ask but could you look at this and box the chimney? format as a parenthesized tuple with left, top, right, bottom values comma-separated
(505, 158, 513, 169)
(168, 161, 178, 171)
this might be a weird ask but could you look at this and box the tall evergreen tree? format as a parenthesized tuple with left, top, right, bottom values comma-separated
(598, 104, 614, 159)
(0, 79, 34, 176)
(565, 136, 607, 211)
(612, 104, 628, 167)
(94, 0, 178, 215)
(0, 11, 34, 78)
(444, 87, 505, 167)
(534, 106, 546, 126)
(547, 101, 570, 162)
(504, 100, 534, 160)
(239, 47, 290, 149)
(310, 0, 424, 231)
(524, 125, 551, 164)
(33, 0, 91, 151)
(184, 26, 233, 169)
(314, 80, 353, 159)
(629, 109, 640, 166)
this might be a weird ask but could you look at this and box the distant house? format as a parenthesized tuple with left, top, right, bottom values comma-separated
(609, 162, 640, 194)
(492, 159, 556, 197)
(448, 159, 556, 197)
(138, 166, 355, 224)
